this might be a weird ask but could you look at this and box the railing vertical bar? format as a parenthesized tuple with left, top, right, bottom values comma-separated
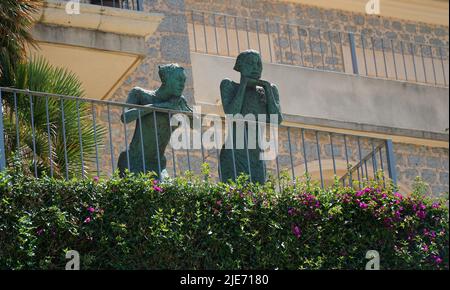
(329, 31, 335, 71)
(168, 112, 176, 177)
(385, 139, 398, 186)
(319, 29, 325, 70)
(361, 34, 368, 76)
(277, 23, 283, 64)
(357, 137, 364, 183)
(91, 103, 100, 177)
(430, 45, 438, 85)
(401, 41, 408, 81)
(420, 44, 427, 83)
(439, 47, 447, 87)
(287, 127, 295, 181)
(329, 133, 337, 175)
(122, 107, 130, 171)
(371, 37, 379, 77)
(349, 33, 359, 75)
(138, 110, 146, 174)
(315, 131, 324, 188)
(273, 124, 281, 191)
(244, 122, 252, 183)
(60, 99, 69, 180)
(76, 99, 85, 178)
(185, 118, 192, 172)
(344, 135, 351, 186)
(213, 13, 219, 55)
(245, 18, 250, 49)
(371, 140, 378, 180)
(308, 28, 314, 68)
(224, 15, 230, 56)
(256, 20, 262, 56)
(379, 145, 386, 185)
(338, 32, 345, 73)
(191, 10, 198, 52)
(301, 128, 308, 174)
(381, 38, 388, 78)
(0, 90, 6, 171)
(267, 21, 273, 63)
(107, 104, 115, 175)
(298, 26, 305, 66)
(202, 12, 208, 54)
(411, 43, 418, 82)
(214, 120, 222, 181)
(288, 24, 294, 65)
(152, 110, 162, 177)
(13, 92, 20, 154)
(235, 16, 240, 53)
(29, 94, 38, 177)
(391, 39, 398, 80)
(45, 96, 53, 177)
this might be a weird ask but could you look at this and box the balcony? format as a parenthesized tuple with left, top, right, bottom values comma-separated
(28, 0, 163, 100)
(0, 87, 400, 191)
(186, 10, 449, 143)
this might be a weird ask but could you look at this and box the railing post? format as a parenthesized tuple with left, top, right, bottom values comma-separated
(385, 139, 398, 186)
(0, 89, 6, 171)
(136, 0, 143, 11)
(349, 33, 359, 75)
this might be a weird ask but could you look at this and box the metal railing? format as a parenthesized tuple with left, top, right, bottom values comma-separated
(187, 10, 449, 88)
(0, 87, 398, 188)
(61, 0, 143, 11)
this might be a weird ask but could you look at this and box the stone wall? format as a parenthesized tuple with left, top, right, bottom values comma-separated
(185, 0, 449, 81)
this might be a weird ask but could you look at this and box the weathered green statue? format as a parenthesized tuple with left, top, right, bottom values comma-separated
(118, 64, 192, 179)
(220, 50, 283, 183)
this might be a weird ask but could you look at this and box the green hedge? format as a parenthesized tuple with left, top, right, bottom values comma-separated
(0, 164, 448, 270)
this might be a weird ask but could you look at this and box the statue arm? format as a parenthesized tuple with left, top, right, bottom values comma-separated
(120, 88, 153, 124)
(220, 79, 246, 115)
(262, 83, 283, 124)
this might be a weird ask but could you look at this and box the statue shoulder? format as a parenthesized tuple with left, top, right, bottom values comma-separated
(179, 95, 193, 112)
(128, 87, 157, 104)
(220, 79, 238, 96)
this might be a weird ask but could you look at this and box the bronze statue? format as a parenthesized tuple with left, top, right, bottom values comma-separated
(219, 50, 283, 183)
(118, 64, 192, 179)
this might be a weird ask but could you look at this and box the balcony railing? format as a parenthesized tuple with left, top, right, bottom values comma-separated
(0, 87, 398, 189)
(187, 10, 449, 88)
(62, 0, 143, 11)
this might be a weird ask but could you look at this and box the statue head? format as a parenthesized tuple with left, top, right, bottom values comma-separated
(234, 50, 263, 80)
(158, 63, 186, 98)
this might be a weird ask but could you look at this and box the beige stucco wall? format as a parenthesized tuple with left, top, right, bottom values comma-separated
(191, 52, 449, 136)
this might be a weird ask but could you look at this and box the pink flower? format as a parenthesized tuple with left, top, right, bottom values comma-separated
(416, 210, 426, 219)
(291, 225, 301, 239)
(432, 203, 440, 209)
(87, 207, 96, 213)
(432, 255, 443, 264)
(36, 229, 44, 236)
(359, 202, 368, 209)
(422, 244, 429, 252)
(356, 190, 364, 197)
(93, 176, 99, 182)
(288, 208, 295, 216)
(394, 192, 403, 200)
(381, 193, 388, 199)
(153, 185, 163, 192)
(216, 200, 222, 206)
(83, 217, 92, 224)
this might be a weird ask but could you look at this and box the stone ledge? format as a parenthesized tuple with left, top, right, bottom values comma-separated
(34, 0, 164, 39)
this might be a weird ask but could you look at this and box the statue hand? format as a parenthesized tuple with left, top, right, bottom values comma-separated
(257, 80, 272, 89)
(242, 76, 261, 88)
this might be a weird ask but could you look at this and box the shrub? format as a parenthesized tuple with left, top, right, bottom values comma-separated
(0, 165, 448, 270)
